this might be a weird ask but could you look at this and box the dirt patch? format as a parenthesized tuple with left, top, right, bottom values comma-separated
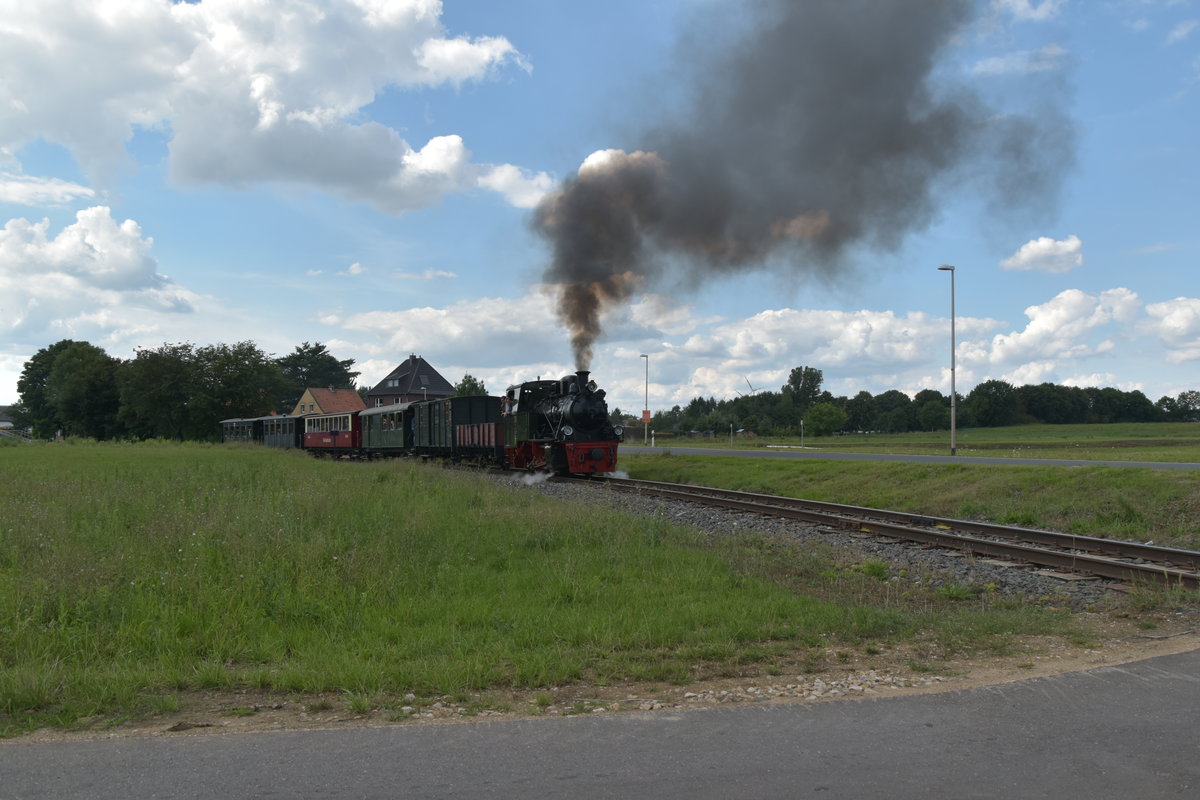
(13, 613, 1198, 744)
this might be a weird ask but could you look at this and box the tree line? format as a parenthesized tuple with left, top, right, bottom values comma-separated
(611, 366, 1200, 437)
(8, 339, 359, 441)
(10, 340, 1198, 442)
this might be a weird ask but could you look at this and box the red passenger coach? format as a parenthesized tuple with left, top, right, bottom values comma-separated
(303, 411, 362, 454)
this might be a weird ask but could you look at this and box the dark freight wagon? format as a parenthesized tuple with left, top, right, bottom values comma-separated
(414, 395, 504, 465)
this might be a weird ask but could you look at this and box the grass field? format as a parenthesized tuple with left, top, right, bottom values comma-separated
(622, 423, 1200, 550)
(0, 440, 1099, 736)
(618, 453, 1200, 550)
(651, 422, 1200, 462)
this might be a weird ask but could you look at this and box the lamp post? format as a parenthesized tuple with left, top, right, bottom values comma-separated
(640, 354, 649, 445)
(937, 264, 957, 456)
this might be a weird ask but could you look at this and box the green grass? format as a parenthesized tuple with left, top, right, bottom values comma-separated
(1, 441, 1087, 735)
(656, 422, 1200, 462)
(619, 453, 1200, 550)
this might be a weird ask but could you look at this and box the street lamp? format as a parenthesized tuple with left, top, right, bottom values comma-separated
(937, 265, 957, 456)
(640, 354, 649, 446)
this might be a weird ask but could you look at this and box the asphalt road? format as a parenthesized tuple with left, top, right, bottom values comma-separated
(620, 444, 1200, 470)
(4, 648, 1198, 799)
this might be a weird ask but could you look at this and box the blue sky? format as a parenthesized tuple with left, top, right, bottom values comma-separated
(1, 0, 1197, 416)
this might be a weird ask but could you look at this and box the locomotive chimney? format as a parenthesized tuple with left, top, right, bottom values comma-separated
(576, 370, 590, 391)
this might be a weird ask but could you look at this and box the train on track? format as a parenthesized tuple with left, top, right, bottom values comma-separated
(220, 370, 623, 475)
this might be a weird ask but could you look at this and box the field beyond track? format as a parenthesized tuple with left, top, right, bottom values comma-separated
(621, 422, 1200, 551)
(648, 421, 1200, 462)
(1, 440, 1194, 737)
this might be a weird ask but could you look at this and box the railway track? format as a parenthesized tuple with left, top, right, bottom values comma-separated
(575, 476, 1200, 590)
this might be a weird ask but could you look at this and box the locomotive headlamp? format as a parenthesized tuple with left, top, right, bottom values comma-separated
(562, 426, 574, 437)
(613, 425, 624, 437)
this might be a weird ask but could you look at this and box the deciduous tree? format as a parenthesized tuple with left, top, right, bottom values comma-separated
(1157, 390, 1200, 422)
(804, 402, 848, 436)
(193, 342, 288, 435)
(965, 380, 1018, 428)
(782, 366, 824, 414)
(118, 343, 203, 440)
(275, 342, 360, 413)
(11, 339, 79, 438)
(844, 391, 876, 432)
(45, 341, 122, 439)
(873, 389, 915, 433)
(452, 373, 488, 397)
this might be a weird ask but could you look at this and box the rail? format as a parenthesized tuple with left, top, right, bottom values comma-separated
(579, 476, 1200, 590)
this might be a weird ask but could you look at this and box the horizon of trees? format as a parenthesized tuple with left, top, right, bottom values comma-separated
(608, 367, 1200, 438)
(8, 339, 1200, 442)
(8, 339, 361, 441)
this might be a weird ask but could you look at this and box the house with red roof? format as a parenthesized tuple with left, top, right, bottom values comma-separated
(290, 387, 366, 416)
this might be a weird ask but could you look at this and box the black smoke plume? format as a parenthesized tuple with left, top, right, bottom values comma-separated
(533, 0, 1074, 369)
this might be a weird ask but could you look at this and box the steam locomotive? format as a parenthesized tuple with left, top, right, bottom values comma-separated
(220, 370, 623, 476)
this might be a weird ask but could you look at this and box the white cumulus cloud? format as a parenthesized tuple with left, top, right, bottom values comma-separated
(477, 164, 554, 209)
(982, 288, 1140, 367)
(1001, 235, 1083, 272)
(1061, 372, 1122, 390)
(1145, 297, 1200, 363)
(334, 293, 559, 365)
(0, 0, 546, 212)
(0, 352, 28, 406)
(0, 206, 199, 342)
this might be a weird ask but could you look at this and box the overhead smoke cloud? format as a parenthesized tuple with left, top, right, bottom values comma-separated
(533, 0, 1074, 368)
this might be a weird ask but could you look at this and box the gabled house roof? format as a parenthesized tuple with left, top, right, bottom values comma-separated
(291, 387, 366, 416)
(367, 354, 454, 401)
